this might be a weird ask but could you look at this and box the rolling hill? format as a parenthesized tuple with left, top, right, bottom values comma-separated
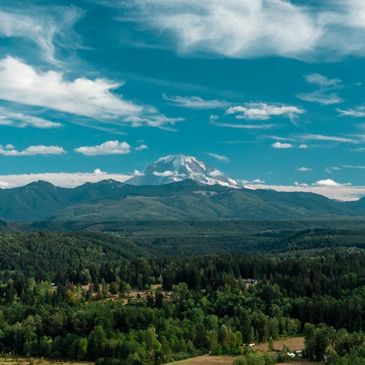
(0, 178, 362, 222)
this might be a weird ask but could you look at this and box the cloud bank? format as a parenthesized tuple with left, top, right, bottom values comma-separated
(0, 170, 130, 189)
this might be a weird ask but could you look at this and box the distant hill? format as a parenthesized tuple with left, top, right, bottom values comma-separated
(0, 154, 363, 222)
(0, 178, 363, 222)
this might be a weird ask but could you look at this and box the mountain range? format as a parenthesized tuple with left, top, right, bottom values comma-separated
(0, 154, 364, 222)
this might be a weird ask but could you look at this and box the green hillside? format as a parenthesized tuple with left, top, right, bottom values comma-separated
(0, 180, 362, 222)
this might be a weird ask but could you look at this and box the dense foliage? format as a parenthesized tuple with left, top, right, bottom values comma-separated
(0, 231, 365, 364)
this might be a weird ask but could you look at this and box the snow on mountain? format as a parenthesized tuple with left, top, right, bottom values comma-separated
(126, 154, 240, 188)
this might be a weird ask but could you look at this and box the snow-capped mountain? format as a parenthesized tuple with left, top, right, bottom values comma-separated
(126, 154, 240, 188)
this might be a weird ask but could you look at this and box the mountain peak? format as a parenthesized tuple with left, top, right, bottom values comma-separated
(127, 154, 240, 188)
(24, 180, 56, 189)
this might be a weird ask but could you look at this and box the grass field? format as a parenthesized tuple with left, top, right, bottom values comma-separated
(167, 356, 234, 365)
(0, 357, 93, 365)
(280, 363, 322, 365)
(166, 355, 323, 365)
(0, 354, 324, 365)
(253, 336, 305, 352)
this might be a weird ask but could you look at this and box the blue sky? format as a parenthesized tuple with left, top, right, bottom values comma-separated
(1, 0, 365, 199)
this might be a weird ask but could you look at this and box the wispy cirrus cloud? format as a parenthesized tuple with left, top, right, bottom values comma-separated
(209, 114, 276, 130)
(341, 164, 365, 169)
(297, 90, 343, 105)
(112, 0, 365, 60)
(296, 166, 312, 172)
(297, 73, 343, 105)
(0, 107, 61, 129)
(0, 6, 82, 64)
(163, 94, 229, 109)
(297, 133, 357, 144)
(337, 106, 365, 118)
(0, 144, 65, 156)
(0, 56, 181, 129)
(205, 152, 229, 162)
(305, 73, 342, 88)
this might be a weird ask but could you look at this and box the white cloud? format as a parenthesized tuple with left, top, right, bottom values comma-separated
(0, 107, 61, 128)
(297, 73, 343, 105)
(226, 103, 304, 121)
(121, 0, 320, 59)
(314, 179, 350, 187)
(0, 56, 180, 128)
(75, 140, 132, 156)
(296, 167, 312, 172)
(205, 152, 229, 162)
(305, 73, 342, 87)
(0, 7, 81, 64)
(135, 144, 148, 151)
(0, 144, 65, 156)
(115, 0, 365, 60)
(93, 168, 105, 175)
(337, 107, 365, 118)
(163, 94, 229, 109)
(0, 171, 131, 188)
(271, 141, 293, 149)
(297, 90, 343, 105)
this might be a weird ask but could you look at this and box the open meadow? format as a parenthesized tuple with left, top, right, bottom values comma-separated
(0, 358, 93, 365)
(167, 356, 234, 365)
(253, 336, 305, 352)
(166, 355, 322, 365)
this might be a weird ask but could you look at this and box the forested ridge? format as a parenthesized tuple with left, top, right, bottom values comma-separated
(0, 231, 365, 364)
(2, 179, 365, 222)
